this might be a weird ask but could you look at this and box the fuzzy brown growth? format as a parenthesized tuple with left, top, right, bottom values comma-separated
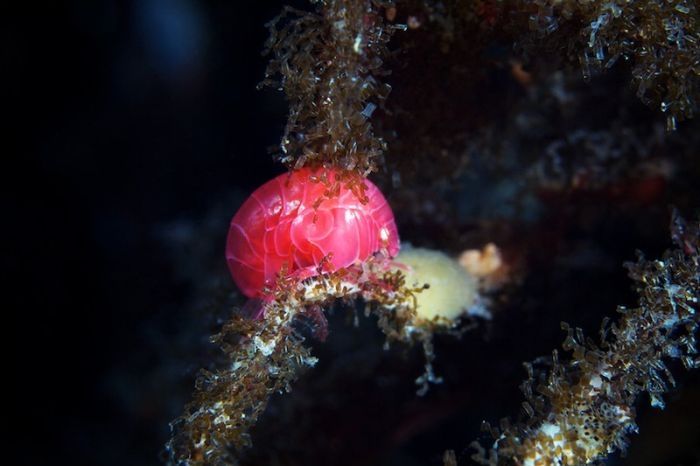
(399, 0, 698, 159)
(473, 211, 699, 466)
(166, 257, 442, 465)
(394, 0, 699, 128)
(517, 0, 699, 130)
(260, 0, 400, 175)
(165, 300, 315, 465)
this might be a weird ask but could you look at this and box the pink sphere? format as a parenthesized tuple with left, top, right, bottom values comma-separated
(226, 167, 400, 297)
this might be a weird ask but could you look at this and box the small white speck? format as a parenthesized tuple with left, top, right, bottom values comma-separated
(353, 34, 363, 53)
(540, 422, 561, 437)
(380, 227, 389, 241)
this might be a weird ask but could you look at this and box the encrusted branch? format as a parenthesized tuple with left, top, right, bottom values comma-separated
(520, 0, 700, 129)
(260, 0, 402, 174)
(472, 211, 699, 466)
(166, 257, 440, 465)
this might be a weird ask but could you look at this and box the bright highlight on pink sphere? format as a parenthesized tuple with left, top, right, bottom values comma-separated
(226, 167, 400, 297)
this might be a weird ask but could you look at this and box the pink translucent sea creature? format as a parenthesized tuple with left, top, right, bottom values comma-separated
(226, 167, 400, 299)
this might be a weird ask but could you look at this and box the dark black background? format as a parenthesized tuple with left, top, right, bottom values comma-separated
(9, 1, 298, 464)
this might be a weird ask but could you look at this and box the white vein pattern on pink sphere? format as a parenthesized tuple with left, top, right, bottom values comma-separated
(226, 167, 400, 298)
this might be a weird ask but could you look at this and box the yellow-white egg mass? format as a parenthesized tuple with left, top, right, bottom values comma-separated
(394, 247, 478, 322)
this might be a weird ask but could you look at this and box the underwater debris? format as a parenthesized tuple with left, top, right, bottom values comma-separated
(472, 211, 700, 466)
